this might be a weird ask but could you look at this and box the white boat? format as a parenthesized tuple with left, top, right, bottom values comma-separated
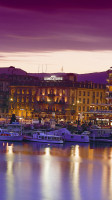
(89, 128, 112, 142)
(63, 131, 90, 143)
(0, 128, 23, 141)
(24, 131, 64, 144)
(6, 122, 23, 135)
(45, 128, 90, 143)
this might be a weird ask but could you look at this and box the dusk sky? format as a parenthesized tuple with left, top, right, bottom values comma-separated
(0, 0, 112, 74)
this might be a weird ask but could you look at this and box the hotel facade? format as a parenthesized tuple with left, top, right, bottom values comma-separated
(3, 67, 105, 123)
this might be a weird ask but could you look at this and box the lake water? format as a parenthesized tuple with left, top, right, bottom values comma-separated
(0, 141, 112, 200)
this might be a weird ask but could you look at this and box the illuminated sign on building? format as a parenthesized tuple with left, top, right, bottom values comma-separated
(44, 75, 63, 81)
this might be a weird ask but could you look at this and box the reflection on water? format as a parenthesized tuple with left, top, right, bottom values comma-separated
(0, 141, 112, 200)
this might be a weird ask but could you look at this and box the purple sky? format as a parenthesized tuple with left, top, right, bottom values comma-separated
(0, 0, 112, 73)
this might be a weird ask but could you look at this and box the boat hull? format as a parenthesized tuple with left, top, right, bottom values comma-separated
(90, 138, 112, 143)
(24, 136, 63, 144)
(64, 134, 89, 143)
(0, 135, 23, 141)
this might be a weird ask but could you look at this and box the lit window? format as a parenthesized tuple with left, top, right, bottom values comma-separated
(22, 97, 24, 102)
(22, 89, 25, 94)
(32, 90, 35, 95)
(17, 89, 20, 94)
(26, 89, 29, 94)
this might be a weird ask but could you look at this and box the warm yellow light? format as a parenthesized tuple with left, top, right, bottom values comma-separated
(10, 98, 13, 101)
(47, 98, 51, 102)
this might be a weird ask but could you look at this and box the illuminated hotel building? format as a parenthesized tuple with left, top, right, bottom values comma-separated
(7, 68, 106, 122)
(76, 82, 106, 122)
(85, 68, 112, 125)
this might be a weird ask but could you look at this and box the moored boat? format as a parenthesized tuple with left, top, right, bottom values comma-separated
(24, 131, 64, 144)
(89, 128, 112, 142)
(44, 128, 90, 143)
(63, 131, 90, 143)
(0, 128, 23, 141)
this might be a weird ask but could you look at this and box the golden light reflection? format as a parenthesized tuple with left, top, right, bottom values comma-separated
(87, 149, 94, 184)
(6, 143, 14, 200)
(70, 145, 81, 200)
(6, 143, 14, 155)
(41, 147, 61, 199)
(45, 147, 50, 156)
(75, 145, 80, 159)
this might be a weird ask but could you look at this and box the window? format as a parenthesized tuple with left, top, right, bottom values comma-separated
(17, 89, 20, 94)
(96, 99, 99, 104)
(87, 106, 89, 111)
(78, 106, 81, 111)
(83, 98, 85, 104)
(83, 91, 85, 96)
(22, 89, 25, 94)
(26, 97, 29, 102)
(17, 97, 19, 102)
(32, 97, 34, 102)
(63, 90, 65, 95)
(22, 97, 24, 102)
(11, 89, 15, 95)
(26, 89, 29, 94)
(79, 98, 81, 103)
(32, 90, 35, 95)
(79, 91, 81, 96)
(96, 92, 99, 97)
(87, 91, 90, 96)
(93, 92, 95, 97)
(40, 89, 42, 95)
(87, 98, 89, 104)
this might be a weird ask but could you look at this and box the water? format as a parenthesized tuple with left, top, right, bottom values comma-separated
(0, 141, 112, 200)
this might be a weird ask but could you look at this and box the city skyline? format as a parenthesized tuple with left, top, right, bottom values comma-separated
(0, 0, 112, 73)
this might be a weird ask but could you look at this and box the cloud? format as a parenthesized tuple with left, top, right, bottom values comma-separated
(0, 6, 112, 52)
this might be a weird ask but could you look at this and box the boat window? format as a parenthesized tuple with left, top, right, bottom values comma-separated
(71, 136, 74, 138)
(81, 136, 84, 139)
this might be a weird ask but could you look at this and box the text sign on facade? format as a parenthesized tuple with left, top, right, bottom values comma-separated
(44, 75, 63, 81)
